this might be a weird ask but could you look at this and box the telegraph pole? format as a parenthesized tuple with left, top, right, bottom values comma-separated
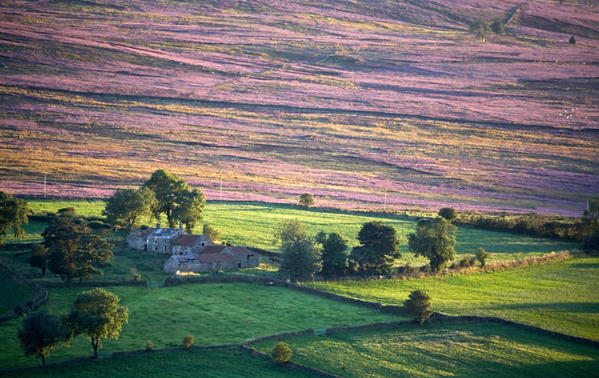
(219, 174, 223, 201)
(384, 191, 387, 211)
(43, 174, 47, 198)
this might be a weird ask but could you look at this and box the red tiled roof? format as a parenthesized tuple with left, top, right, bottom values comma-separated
(198, 252, 232, 264)
(199, 245, 227, 255)
(174, 234, 202, 246)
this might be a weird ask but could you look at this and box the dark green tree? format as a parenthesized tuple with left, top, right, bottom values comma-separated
(172, 189, 206, 232)
(470, 20, 491, 40)
(438, 207, 457, 222)
(298, 193, 315, 208)
(408, 217, 457, 272)
(30, 244, 48, 276)
(43, 214, 113, 284)
(569, 35, 576, 45)
(583, 233, 599, 255)
(275, 220, 321, 281)
(491, 19, 505, 35)
(403, 290, 432, 324)
(18, 311, 70, 366)
(319, 232, 349, 278)
(351, 221, 401, 276)
(0, 191, 30, 244)
(68, 288, 128, 359)
(143, 169, 190, 228)
(103, 187, 155, 229)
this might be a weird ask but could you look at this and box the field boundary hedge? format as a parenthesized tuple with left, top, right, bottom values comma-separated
(0, 263, 48, 324)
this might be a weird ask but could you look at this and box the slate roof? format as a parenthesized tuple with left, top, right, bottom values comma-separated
(174, 234, 204, 246)
(199, 245, 227, 255)
(226, 247, 254, 256)
(198, 251, 233, 264)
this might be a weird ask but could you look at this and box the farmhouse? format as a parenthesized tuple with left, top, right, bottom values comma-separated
(127, 224, 213, 254)
(163, 245, 259, 274)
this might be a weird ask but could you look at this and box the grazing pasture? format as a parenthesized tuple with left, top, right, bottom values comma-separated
(310, 257, 599, 340)
(2, 346, 312, 378)
(14, 200, 577, 263)
(0, 282, 401, 368)
(253, 321, 599, 377)
(0, 274, 33, 314)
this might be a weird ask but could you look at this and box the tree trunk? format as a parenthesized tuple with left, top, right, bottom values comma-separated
(41, 354, 46, 366)
(92, 338, 99, 359)
(42, 267, 46, 276)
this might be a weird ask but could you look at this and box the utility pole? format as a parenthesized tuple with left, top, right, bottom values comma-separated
(384, 191, 387, 211)
(219, 174, 223, 201)
(43, 174, 47, 198)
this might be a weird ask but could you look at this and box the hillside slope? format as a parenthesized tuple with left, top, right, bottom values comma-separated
(0, 0, 598, 215)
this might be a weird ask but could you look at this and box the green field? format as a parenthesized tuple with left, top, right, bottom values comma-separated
(3, 346, 311, 378)
(16, 200, 577, 265)
(0, 275, 34, 314)
(0, 282, 401, 368)
(253, 321, 599, 377)
(310, 256, 599, 340)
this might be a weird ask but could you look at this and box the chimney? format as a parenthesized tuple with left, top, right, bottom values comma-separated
(179, 223, 184, 234)
(156, 223, 160, 229)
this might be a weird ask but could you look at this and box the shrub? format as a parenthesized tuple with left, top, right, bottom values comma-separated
(133, 273, 142, 281)
(459, 256, 476, 268)
(298, 193, 315, 208)
(145, 340, 154, 351)
(475, 247, 490, 267)
(404, 290, 432, 324)
(438, 207, 457, 221)
(582, 233, 599, 255)
(202, 224, 220, 241)
(271, 342, 292, 363)
(569, 35, 576, 45)
(183, 335, 194, 349)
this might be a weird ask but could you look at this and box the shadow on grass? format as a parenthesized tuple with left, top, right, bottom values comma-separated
(486, 302, 599, 313)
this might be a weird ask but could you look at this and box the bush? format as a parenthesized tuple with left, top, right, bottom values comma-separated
(438, 207, 457, 221)
(133, 273, 142, 281)
(183, 335, 194, 349)
(298, 193, 315, 208)
(458, 256, 476, 268)
(475, 247, 490, 267)
(491, 20, 505, 35)
(145, 340, 154, 351)
(271, 342, 292, 363)
(582, 233, 599, 255)
(202, 224, 220, 241)
(404, 290, 432, 324)
(569, 35, 577, 45)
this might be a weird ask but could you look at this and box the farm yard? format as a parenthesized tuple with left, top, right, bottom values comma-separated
(1, 0, 599, 376)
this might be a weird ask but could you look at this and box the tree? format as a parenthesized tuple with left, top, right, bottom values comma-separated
(298, 193, 315, 208)
(408, 217, 457, 272)
(43, 214, 113, 284)
(18, 311, 70, 366)
(438, 207, 457, 222)
(103, 188, 155, 229)
(30, 244, 48, 276)
(351, 221, 400, 276)
(569, 35, 577, 45)
(183, 335, 194, 349)
(271, 342, 292, 363)
(202, 224, 219, 241)
(587, 197, 599, 218)
(276, 220, 321, 281)
(403, 290, 432, 324)
(475, 247, 490, 267)
(0, 191, 29, 244)
(172, 189, 205, 232)
(319, 232, 349, 278)
(143, 169, 190, 228)
(68, 288, 128, 359)
(582, 233, 599, 255)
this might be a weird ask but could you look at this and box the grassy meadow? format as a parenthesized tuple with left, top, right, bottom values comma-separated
(253, 321, 599, 377)
(0, 282, 402, 368)
(3, 347, 312, 378)
(0, 275, 34, 314)
(12, 199, 577, 265)
(310, 257, 599, 340)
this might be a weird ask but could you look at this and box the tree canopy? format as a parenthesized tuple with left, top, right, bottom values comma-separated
(438, 207, 457, 222)
(18, 311, 70, 366)
(143, 169, 205, 229)
(408, 217, 457, 272)
(404, 290, 432, 324)
(42, 213, 113, 284)
(276, 220, 321, 281)
(318, 232, 349, 278)
(103, 187, 155, 229)
(351, 221, 400, 276)
(68, 288, 128, 358)
(0, 191, 29, 244)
